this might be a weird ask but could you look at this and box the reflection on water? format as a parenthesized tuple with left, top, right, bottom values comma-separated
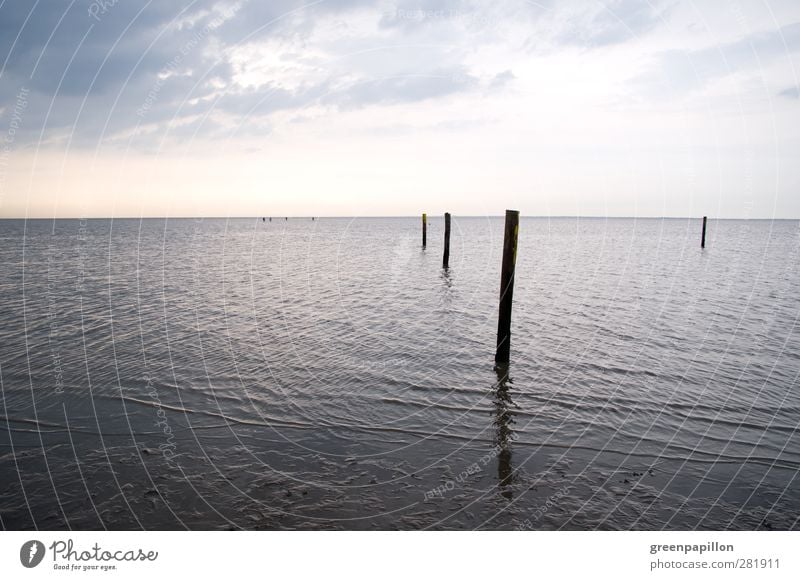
(440, 265, 453, 289)
(493, 365, 515, 500)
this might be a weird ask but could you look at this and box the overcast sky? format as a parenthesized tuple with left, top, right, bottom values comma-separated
(0, 0, 798, 218)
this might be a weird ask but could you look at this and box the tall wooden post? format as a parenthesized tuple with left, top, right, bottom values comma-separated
(422, 213, 427, 248)
(701, 216, 707, 248)
(495, 210, 520, 365)
(443, 212, 451, 268)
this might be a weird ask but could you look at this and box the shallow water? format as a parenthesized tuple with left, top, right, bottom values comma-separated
(1, 216, 798, 530)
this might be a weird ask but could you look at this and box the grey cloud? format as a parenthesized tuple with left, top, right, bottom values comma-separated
(205, 81, 332, 117)
(779, 86, 800, 99)
(213, 0, 375, 44)
(379, 0, 474, 30)
(0, 1, 195, 95)
(631, 21, 800, 98)
(327, 69, 479, 109)
(555, 0, 670, 48)
(0, 0, 241, 146)
(0, 0, 490, 150)
(0, 0, 691, 150)
(489, 69, 515, 89)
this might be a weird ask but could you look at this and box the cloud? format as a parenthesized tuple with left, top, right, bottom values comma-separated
(0, 1, 246, 146)
(0, 0, 497, 149)
(378, 0, 479, 31)
(328, 69, 479, 109)
(1, 0, 797, 154)
(489, 69, 515, 89)
(778, 86, 800, 99)
(554, 0, 671, 48)
(0, 1, 193, 95)
(630, 20, 800, 98)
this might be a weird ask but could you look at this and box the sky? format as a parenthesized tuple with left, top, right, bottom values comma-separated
(0, 0, 798, 218)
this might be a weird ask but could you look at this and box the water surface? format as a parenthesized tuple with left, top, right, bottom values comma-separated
(1, 217, 798, 530)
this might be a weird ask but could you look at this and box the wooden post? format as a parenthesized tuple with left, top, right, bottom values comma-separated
(495, 210, 520, 365)
(443, 212, 451, 268)
(701, 216, 707, 248)
(422, 213, 427, 248)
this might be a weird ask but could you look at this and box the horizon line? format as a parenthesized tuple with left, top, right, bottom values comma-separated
(1, 215, 799, 221)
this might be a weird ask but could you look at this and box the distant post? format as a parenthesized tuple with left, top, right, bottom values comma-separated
(422, 213, 427, 248)
(701, 216, 707, 248)
(495, 210, 520, 366)
(443, 213, 451, 268)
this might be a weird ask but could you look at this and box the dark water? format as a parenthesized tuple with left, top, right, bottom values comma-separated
(1, 217, 798, 530)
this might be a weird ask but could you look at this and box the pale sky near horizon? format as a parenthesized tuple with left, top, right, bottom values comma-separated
(0, 0, 799, 219)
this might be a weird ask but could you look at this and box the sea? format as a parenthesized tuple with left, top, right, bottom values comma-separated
(1, 216, 798, 530)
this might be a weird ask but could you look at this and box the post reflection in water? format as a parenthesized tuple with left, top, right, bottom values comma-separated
(440, 266, 453, 290)
(493, 365, 515, 500)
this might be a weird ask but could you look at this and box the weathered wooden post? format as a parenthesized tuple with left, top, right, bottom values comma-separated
(422, 213, 427, 248)
(443, 212, 451, 268)
(701, 216, 707, 248)
(495, 210, 520, 365)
